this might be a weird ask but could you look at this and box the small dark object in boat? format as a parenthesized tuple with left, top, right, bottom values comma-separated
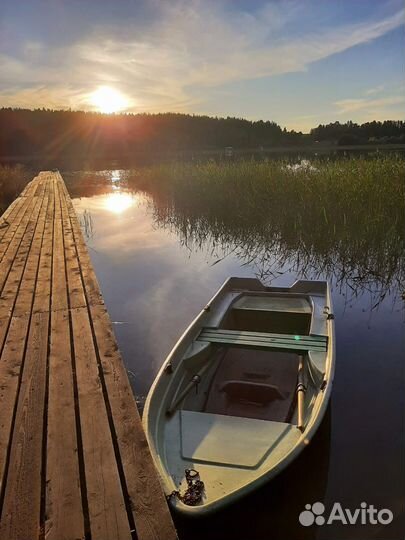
(168, 469, 205, 506)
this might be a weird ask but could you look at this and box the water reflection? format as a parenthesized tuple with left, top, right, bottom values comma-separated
(144, 207, 404, 314)
(67, 170, 404, 540)
(111, 169, 122, 183)
(104, 192, 135, 214)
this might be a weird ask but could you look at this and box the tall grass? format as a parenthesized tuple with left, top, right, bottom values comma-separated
(132, 156, 404, 232)
(0, 165, 31, 214)
(129, 155, 405, 301)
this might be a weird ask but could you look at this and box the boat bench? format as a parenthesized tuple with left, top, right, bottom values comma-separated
(197, 328, 327, 353)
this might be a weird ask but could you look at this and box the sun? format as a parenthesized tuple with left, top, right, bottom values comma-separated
(90, 86, 129, 114)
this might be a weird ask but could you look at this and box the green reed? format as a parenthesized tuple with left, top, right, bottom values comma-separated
(130, 155, 405, 303)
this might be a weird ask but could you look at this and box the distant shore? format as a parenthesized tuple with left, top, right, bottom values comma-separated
(0, 143, 404, 165)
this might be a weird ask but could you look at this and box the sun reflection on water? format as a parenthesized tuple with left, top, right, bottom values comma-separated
(104, 192, 134, 214)
(111, 170, 121, 183)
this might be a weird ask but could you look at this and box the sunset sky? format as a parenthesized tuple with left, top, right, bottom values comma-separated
(0, 0, 404, 131)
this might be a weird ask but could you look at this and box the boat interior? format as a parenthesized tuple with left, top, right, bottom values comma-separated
(203, 348, 299, 422)
(177, 293, 323, 426)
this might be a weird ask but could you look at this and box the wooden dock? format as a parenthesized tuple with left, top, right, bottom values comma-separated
(0, 172, 177, 540)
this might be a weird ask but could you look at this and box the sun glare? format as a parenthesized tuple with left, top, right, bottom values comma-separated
(90, 86, 129, 114)
(104, 192, 134, 214)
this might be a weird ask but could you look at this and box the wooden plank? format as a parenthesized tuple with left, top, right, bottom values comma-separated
(91, 303, 178, 540)
(0, 176, 53, 540)
(59, 182, 86, 309)
(0, 180, 49, 496)
(58, 176, 104, 307)
(50, 181, 68, 312)
(0, 315, 31, 501)
(198, 334, 326, 352)
(0, 194, 41, 272)
(45, 309, 84, 540)
(0, 196, 29, 242)
(0, 176, 43, 256)
(199, 332, 327, 349)
(45, 177, 84, 540)
(32, 178, 55, 313)
(70, 306, 131, 540)
(0, 311, 50, 540)
(0, 318, 7, 356)
(0, 174, 38, 229)
(201, 328, 328, 342)
(0, 181, 48, 387)
(20, 176, 41, 197)
(0, 190, 42, 291)
(5, 184, 50, 319)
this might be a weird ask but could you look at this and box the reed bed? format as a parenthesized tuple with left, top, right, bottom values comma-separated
(130, 155, 405, 303)
(132, 156, 404, 233)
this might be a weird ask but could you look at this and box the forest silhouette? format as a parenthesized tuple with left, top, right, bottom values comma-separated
(0, 108, 404, 159)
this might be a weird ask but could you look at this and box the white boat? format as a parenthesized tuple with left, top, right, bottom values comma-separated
(143, 277, 335, 515)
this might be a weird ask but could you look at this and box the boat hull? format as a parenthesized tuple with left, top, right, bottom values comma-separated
(143, 277, 335, 516)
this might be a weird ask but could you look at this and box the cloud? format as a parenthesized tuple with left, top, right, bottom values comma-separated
(334, 93, 405, 122)
(335, 95, 405, 113)
(0, 85, 85, 110)
(365, 84, 385, 95)
(0, 1, 404, 113)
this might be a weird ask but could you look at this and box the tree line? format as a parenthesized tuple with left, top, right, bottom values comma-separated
(0, 108, 404, 159)
(310, 120, 405, 145)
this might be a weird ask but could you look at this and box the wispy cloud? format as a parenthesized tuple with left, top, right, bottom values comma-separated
(335, 95, 404, 113)
(0, 85, 86, 110)
(334, 94, 405, 121)
(0, 1, 404, 115)
(365, 84, 385, 95)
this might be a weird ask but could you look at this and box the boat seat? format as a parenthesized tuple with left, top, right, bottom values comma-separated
(197, 328, 327, 353)
(232, 294, 312, 313)
(220, 380, 285, 406)
(180, 410, 300, 468)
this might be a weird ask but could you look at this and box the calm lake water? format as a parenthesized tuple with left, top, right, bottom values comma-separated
(64, 167, 404, 540)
